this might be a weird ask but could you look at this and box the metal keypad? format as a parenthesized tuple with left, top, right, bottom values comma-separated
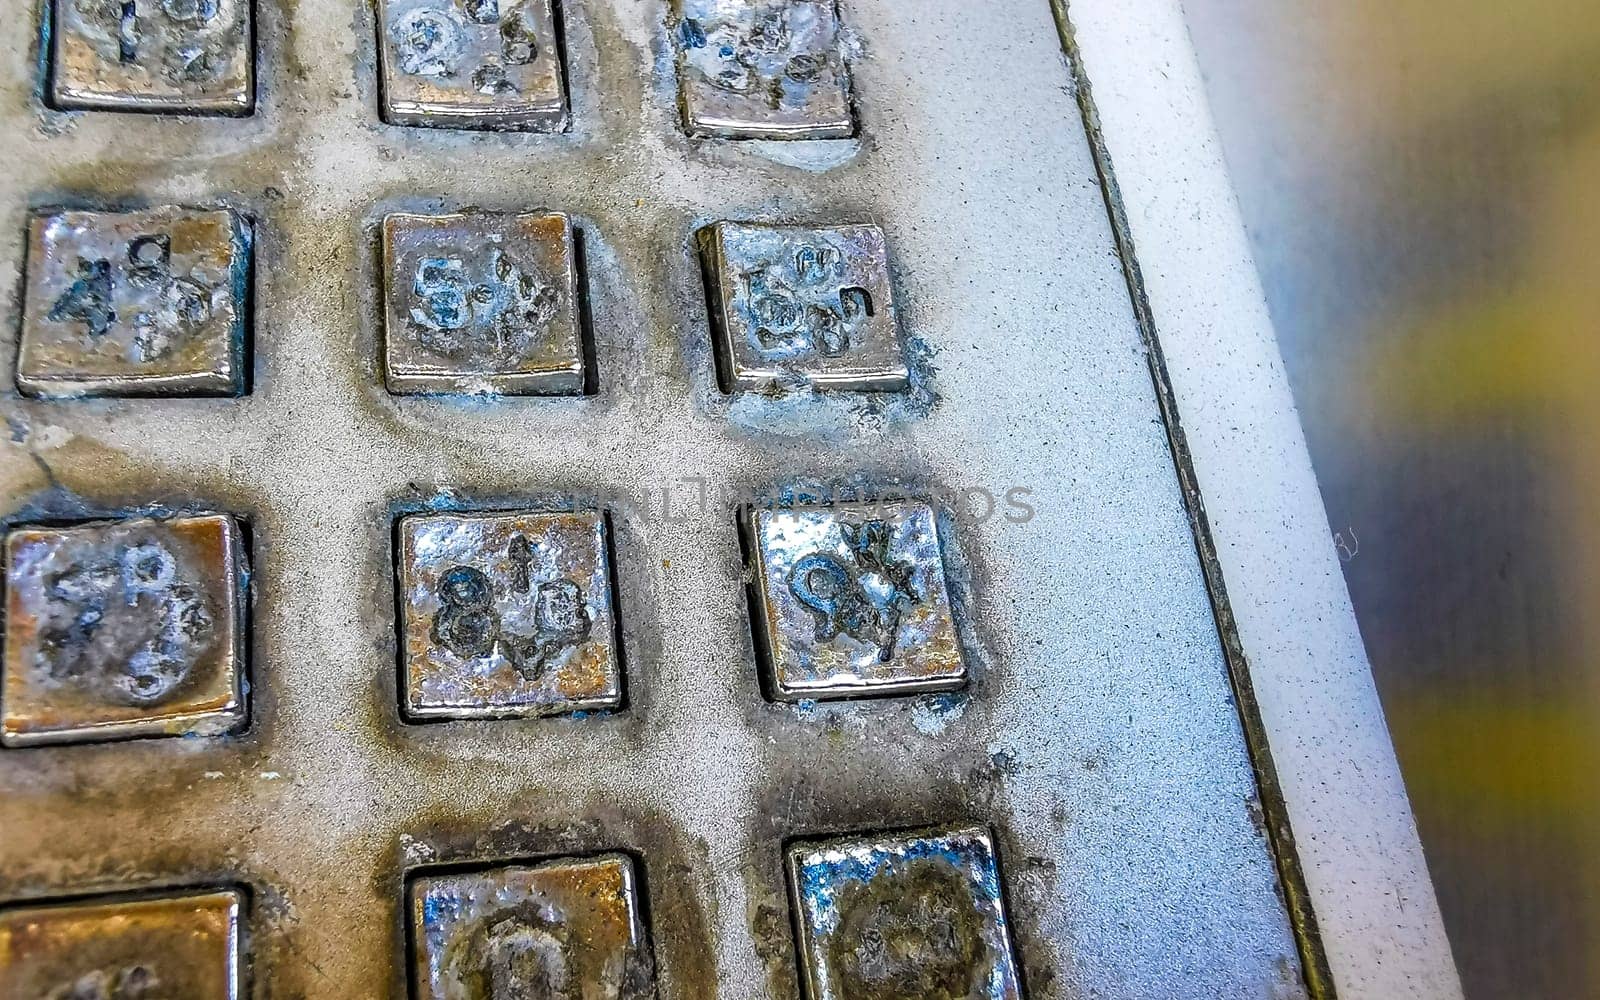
(408, 855, 656, 999)
(18, 207, 251, 398)
(0, 1, 1317, 997)
(2, 513, 247, 747)
(700, 221, 906, 394)
(786, 827, 1023, 1000)
(0, 889, 244, 999)
(382, 211, 585, 396)
(673, 0, 855, 139)
(745, 499, 964, 701)
(378, 0, 569, 130)
(49, 0, 254, 114)
(395, 509, 621, 719)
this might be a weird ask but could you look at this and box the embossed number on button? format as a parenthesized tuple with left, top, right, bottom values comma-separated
(745, 498, 964, 701)
(700, 221, 906, 394)
(408, 855, 657, 1000)
(0, 890, 244, 999)
(383, 212, 585, 396)
(19, 207, 251, 399)
(396, 509, 621, 719)
(49, 0, 254, 114)
(674, 0, 855, 140)
(378, 0, 569, 130)
(786, 826, 1024, 1000)
(1, 513, 248, 748)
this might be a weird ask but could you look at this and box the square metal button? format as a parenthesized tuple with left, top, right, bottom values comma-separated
(2, 514, 248, 748)
(18, 207, 251, 399)
(746, 500, 964, 701)
(0, 889, 243, 998)
(674, 0, 855, 139)
(49, 0, 254, 114)
(378, 0, 568, 131)
(408, 855, 656, 1000)
(396, 510, 621, 719)
(383, 212, 584, 396)
(786, 826, 1023, 1000)
(700, 222, 906, 394)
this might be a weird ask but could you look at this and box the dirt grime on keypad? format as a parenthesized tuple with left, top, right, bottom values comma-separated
(0, 0, 1314, 995)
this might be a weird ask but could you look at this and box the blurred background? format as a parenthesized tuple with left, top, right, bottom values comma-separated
(1181, 2, 1600, 996)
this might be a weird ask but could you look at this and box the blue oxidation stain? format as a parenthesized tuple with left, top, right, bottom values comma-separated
(794, 828, 1021, 1000)
(799, 835, 992, 932)
(418, 884, 470, 962)
(721, 332, 941, 440)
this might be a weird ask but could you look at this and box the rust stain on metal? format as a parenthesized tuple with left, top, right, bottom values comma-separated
(18, 208, 251, 399)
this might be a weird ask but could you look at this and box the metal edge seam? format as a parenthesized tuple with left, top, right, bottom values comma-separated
(1045, 3, 1336, 996)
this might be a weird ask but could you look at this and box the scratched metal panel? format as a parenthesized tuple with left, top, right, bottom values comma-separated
(0, 1, 1306, 998)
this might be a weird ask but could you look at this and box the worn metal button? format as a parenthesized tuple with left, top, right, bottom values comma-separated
(673, 0, 854, 139)
(49, 0, 253, 114)
(378, 0, 568, 131)
(396, 510, 621, 719)
(786, 826, 1023, 1000)
(2, 513, 248, 748)
(700, 221, 905, 394)
(408, 854, 656, 1000)
(745, 499, 964, 701)
(18, 207, 251, 399)
(0, 889, 244, 998)
(383, 212, 585, 396)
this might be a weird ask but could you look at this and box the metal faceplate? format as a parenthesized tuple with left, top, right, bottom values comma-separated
(0, 1, 1308, 998)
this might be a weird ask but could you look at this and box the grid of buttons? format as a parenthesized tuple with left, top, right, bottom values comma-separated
(2, 2, 1040, 997)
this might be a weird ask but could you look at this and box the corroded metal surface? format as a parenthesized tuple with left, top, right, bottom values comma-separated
(700, 222, 903, 394)
(49, 0, 254, 114)
(672, 0, 854, 139)
(0, 0, 1309, 997)
(786, 826, 1022, 1000)
(0, 889, 243, 999)
(746, 499, 962, 700)
(408, 854, 655, 1000)
(377, 0, 568, 131)
(382, 212, 583, 396)
(397, 509, 620, 719)
(2, 513, 246, 747)
(19, 207, 250, 398)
